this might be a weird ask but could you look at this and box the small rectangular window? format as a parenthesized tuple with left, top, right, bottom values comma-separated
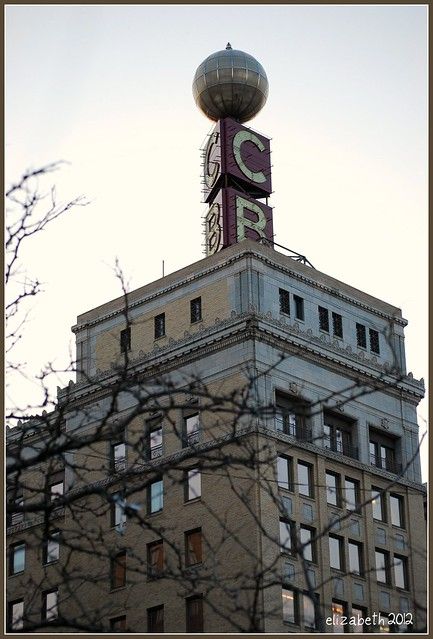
(185, 468, 201, 501)
(351, 607, 366, 633)
(297, 461, 313, 498)
(42, 589, 58, 622)
(282, 588, 298, 624)
(147, 605, 164, 632)
(43, 531, 60, 565)
(300, 525, 315, 562)
(277, 455, 293, 491)
(111, 551, 126, 590)
(186, 595, 203, 632)
(344, 478, 360, 511)
(148, 479, 163, 514)
(110, 615, 126, 632)
(279, 288, 290, 315)
(348, 540, 362, 575)
(183, 413, 200, 447)
(8, 600, 24, 631)
(185, 528, 203, 566)
(375, 549, 390, 584)
(369, 328, 380, 354)
(7, 489, 24, 526)
(10, 542, 25, 575)
(190, 297, 202, 323)
(329, 535, 344, 571)
(49, 472, 64, 503)
(302, 593, 316, 629)
(325, 472, 340, 507)
(147, 540, 164, 578)
(394, 554, 408, 590)
(148, 421, 163, 460)
(120, 327, 131, 353)
(110, 441, 126, 473)
(390, 494, 404, 528)
(372, 488, 386, 522)
(332, 312, 343, 338)
(356, 323, 367, 348)
(332, 600, 347, 633)
(279, 519, 294, 554)
(318, 306, 329, 332)
(111, 492, 126, 530)
(294, 295, 304, 321)
(154, 313, 165, 339)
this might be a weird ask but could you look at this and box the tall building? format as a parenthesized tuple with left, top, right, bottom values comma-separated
(6, 45, 426, 634)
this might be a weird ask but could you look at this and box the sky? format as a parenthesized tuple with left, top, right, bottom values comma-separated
(5, 5, 428, 478)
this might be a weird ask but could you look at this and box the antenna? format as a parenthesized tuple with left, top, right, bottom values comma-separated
(162, 260, 165, 277)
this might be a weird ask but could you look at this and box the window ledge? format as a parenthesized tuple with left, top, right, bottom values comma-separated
(154, 335, 166, 342)
(9, 571, 25, 578)
(184, 498, 201, 505)
(110, 585, 127, 593)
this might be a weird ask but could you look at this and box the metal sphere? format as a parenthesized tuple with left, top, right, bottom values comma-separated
(192, 43, 269, 123)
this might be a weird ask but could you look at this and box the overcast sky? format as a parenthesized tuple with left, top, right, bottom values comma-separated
(6, 4, 427, 478)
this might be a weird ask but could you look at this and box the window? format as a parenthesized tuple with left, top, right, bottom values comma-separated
(375, 549, 390, 584)
(147, 605, 164, 632)
(183, 413, 200, 447)
(277, 455, 293, 491)
(279, 519, 294, 554)
(323, 412, 356, 458)
(148, 479, 163, 514)
(185, 468, 201, 501)
(279, 288, 290, 315)
(147, 540, 164, 578)
(49, 472, 64, 503)
(185, 528, 203, 566)
(318, 306, 329, 332)
(390, 494, 404, 528)
(351, 607, 366, 633)
(394, 555, 408, 590)
(294, 295, 304, 321)
(282, 587, 298, 624)
(356, 323, 367, 348)
(300, 525, 315, 562)
(8, 600, 24, 631)
(371, 488, 386, 521)
(344, 478, 359, 511)
(348, 540, 362, 575)
(111, 492, 126, 530)
(111, 551, 126, 589)
(302, 593, 316, 629)
(329, 535, 344, 571)
(275, 393, 311, 440)
(10, 542, 25, 575)
(297, 461, 313, 497)
(7, 489, 24, 526)
(332, 312, 343, 338)
(369, 328, 380, 354)
(190, 297, 202, 323)
(110, 615, 126, 632)
(148, 421, 163, 459)
(43, 531, 60, 564)
(186, 595, 203, 632)
(326, 472, 341, 507)
(42, 589, 58, 622)
(369, 431, 400, 473)
(120, 327, 131, 353)
(331, 600, 346, 633)
(154, 312, 165, 339)
(110, 441, 126, 473)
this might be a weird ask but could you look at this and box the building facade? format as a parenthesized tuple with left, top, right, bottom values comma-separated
(6, 238, 426, 633)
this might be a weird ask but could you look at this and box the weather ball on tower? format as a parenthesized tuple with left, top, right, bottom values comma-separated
(192, 43, 269, 123)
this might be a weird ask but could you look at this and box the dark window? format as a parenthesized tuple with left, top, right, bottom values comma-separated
(275, 392, 311, 440)
(394, 554, 408, 590)
(42, 589, 58, 622)
(329, 535, 344, 571)
(326, 472, 341, 507)
(371, 488, 386, 522)
(282, 587, 298, 624)
(111, 551, 126, 590)
(302, 592, 317, 629)
(49, 472, 64, 503)
(369, 433, 399, 473)
(348, 540, 363, 575)
(323, 412, 356, 459)
(280, 519, 295, 554)
(147, 419, 163, 459)
(120, 327, 131, 353)
(190, 297, 202, 323)
(331, 600, 347, 633)
(148, 479, 163, 514)
(185, 529, 203, 566)
(300, 525, 316, 562)
(111, 492, 126, 530)
(318, 306, 329, 332)
(390, 494, 404, 528)
(183, 413, 200, 447)
(7, 489, 24, 527)
(186, 595, 203, 632)
(297, 461, 313, 497)
(110, 441, 126, 473)
(369, 328, 380, 354)
(279, 288, 290, 315)
(332, 312, 343, 338)
(147, 540, 164, 578)
(344, 478, 360, 511)
(10, 542, 25, 575)
(43, 530, 60, 565)
(375, 549, 390, 584)
(147, 605, 164, 632)
(154, 313, 165, 339)
(356, 323, 367, 348)
(294, 295, 304, 321)
(351, 607, 366, 633)
(110, 615, 126, 632)
(185, 468, 201, 501)
(277, 455, 293, 491)
(8, 599, 24, 631)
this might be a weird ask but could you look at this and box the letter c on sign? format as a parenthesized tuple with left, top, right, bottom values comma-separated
(204, 131, 220, 189)
(232, 130, 267, 184)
